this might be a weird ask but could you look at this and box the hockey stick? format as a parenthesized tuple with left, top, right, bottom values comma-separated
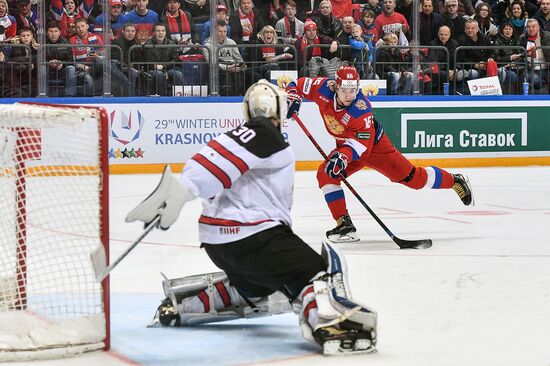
(292, 113, 432, 249)
(91, 215, 160, 282)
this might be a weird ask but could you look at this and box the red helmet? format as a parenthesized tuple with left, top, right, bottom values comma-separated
(335, 66, 360, 89)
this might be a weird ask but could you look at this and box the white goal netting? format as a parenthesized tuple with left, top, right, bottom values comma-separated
(0, 103, 109, 361)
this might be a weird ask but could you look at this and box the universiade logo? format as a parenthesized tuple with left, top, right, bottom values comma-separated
(109, 110, 146, 159)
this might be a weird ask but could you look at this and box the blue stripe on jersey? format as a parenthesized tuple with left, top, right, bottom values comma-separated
(431, 166, 443, 188)
(325, 190, 345, 203)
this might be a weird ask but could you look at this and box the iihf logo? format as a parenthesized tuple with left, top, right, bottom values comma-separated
(110, 110, 145, 145)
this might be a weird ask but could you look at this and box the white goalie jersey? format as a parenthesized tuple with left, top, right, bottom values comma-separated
(180, 117, 295, 244)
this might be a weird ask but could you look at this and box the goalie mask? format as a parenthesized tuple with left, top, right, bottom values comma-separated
(242, 79, 287, 126)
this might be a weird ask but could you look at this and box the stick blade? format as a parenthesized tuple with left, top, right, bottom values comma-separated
(90, 244, 107, 282)
(394, 238, 433, 250)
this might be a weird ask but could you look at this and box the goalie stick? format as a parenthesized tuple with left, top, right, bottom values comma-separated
(91, 215, 160, 282)
(292, 113, 432, 250)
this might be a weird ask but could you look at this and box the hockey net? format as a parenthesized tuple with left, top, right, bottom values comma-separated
(0, 103, 109, 361)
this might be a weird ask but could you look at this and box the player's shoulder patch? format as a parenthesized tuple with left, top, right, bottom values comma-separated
(347, 92, 373, 118)
(225, 118, 288, 158)
(317, 79, 336, 99)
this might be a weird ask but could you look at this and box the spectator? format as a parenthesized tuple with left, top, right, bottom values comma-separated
(93, 0, 130, 40)
(256, 0, 285, 27)
(123, 0, 136, 13)
(112, 22, 140, 95)
(334, 15, 355, 62)
(70, 17, 131, 96)
(230, 0, 265, 57)
(493, 21, 521, 93)
(142, 22, 183, 96)
(249, 24, 294, 77)
(330, 0, 353, 19)
(418, 0, 441, 46)
(15, 0, 37, 37)
(203, 19, 260, 95)
(7, 27, 37, 96)
(504, 0, 527, 39)
(426, 24, 458, 93)
(200, 3, 232, 45)
(293, 18, 333, 76)
(127, 0, 159, 40)
(0, 0, 18, 42)
(374, 0, 410, 45)
(456, 19, 494, 85)
(45, 20, 88, 97)
(182, 0, 210, 24)
(358, 9, 379, 43)
(375, 33, 413, 94)
(534, 0, 550, 32)
(441, 0, 466, 41)
(396, 0, 413, 25)
(275, 0, 304, 45)
(439, 0, 474, 17)
(518, 18, 550, 92)
(161, 0, 199, 48)
(363, 0, 384, 17)
(50, 0, 95, 39)
(470, 2, 498, 41)
(348, 22, 376, 78)
(313, 0, 342, 41)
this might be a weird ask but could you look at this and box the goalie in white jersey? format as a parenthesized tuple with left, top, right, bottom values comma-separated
(125, 80, 377, 355)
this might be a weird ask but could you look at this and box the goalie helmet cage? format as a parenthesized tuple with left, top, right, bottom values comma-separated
(0, 103, 110, 361)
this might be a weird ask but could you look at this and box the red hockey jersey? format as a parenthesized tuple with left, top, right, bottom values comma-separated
(291, 77, 378, 162)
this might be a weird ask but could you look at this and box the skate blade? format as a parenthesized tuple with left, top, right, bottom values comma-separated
(322, 339, 377, 356)
(327, 232, 360, 243)
(464, 174, 475, 206)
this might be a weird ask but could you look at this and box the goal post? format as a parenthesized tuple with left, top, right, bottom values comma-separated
(0, 103, 110, 361)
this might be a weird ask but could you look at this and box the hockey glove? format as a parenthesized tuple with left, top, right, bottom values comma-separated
(125, 165, 196, 230)
(286, 87, 302, 119)
(325, 151, 348, 179)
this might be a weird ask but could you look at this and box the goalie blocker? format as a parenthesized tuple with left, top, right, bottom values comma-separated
(152, 241, 377, 355)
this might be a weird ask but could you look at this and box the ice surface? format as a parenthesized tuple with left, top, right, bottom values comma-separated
(9, 166, 550, 366)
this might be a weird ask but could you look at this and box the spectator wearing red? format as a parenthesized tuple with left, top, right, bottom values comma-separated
(293, 18, 333, 76)
(15, 0, 37, 37)
(160, 0, 199, 46)
(275, 0, 304, 45)
(330, 0, 353, 19)
(50, 0, 95, 39)
(230, 0, 265, 45)
(0, 0, 18, 42)
(358, 9, 378, 43)
(374, 0, 410, 45)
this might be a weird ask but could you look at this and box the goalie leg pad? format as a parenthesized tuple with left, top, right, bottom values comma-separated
(150, 272, 292, 327)
(294, 242, 377, 354)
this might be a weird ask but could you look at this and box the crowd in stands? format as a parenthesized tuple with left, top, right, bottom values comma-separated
(0, 0, 549, 97)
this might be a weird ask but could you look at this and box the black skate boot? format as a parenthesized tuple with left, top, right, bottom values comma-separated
(452, 174, 473, 206)
(326, 215, 359, 243)
(156, 297, 181, 327)
(313, 322, 376, 355)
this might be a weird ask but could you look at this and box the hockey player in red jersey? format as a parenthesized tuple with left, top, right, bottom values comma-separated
(125, 80, 377, 355)
(286, 66, 473, 242)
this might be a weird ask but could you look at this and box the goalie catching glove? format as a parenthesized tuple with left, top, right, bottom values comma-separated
(325, 150, 349, 179)
(125, 165, 197, 230)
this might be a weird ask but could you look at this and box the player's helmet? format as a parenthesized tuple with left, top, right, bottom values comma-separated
(335, 66, 360, 90)
(242, 79, 287, 123)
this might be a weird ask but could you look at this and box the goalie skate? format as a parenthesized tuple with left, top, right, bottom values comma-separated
(314, 323, 376, 356)
(326, 215, 359, 243)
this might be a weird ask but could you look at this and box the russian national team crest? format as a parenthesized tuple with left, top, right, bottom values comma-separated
(109, 110, 146, 159)
(323, 114, 345, 135)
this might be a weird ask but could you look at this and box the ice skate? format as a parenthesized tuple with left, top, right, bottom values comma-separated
(313, 323, 376, 355)
(154, 297, 181, 327)
(452, 174, 474, 206)
(326, 215, 359, 243)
